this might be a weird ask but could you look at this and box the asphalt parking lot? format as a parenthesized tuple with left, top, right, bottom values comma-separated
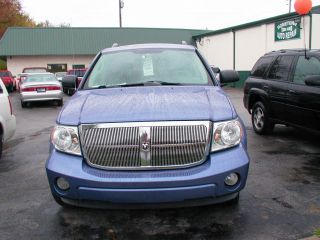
(0, 88, 319, 240)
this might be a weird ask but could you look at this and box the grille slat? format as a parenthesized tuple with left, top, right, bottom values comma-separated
(81, 122, 210, 170)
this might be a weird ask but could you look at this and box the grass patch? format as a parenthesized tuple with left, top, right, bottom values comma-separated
(314, 228, 320, 237)
(0, 59, 6, 70)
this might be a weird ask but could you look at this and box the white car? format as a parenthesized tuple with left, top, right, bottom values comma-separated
(0, 78, 16, 158)
(20, 73, 63, 108)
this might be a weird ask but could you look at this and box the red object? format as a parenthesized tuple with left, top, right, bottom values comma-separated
(0, 70, 14, 88)
(294, 0, 312, 15)
(21, 85, 61, 92)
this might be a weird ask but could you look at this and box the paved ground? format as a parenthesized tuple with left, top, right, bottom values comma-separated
(0, 88, 319, 240)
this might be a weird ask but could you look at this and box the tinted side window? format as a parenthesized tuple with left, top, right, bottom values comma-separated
(293, 56, 320, 84)
(267, 56, 294, 81)
(0, 82, 3, 94)
(251, 57, 273, 78)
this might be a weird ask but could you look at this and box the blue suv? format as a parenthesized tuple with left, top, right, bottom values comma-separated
(46, 43, 250, 208)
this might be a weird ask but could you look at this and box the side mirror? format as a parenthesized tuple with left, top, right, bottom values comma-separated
(304, 75, 320, 87)
(211, 66, 220, 74)
(220, 70, 239, 84)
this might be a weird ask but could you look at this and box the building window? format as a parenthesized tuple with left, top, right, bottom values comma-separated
(47, 64, 67, 73)
(72, 64, 85, 69)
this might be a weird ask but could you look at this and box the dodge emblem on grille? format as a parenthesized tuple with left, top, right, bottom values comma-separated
(139, 127, 151, 166)
(141, 142, 150, 151)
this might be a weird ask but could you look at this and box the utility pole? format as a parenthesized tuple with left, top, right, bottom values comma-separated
(288, 0, 292, 13)
(119, 0, 124, 28)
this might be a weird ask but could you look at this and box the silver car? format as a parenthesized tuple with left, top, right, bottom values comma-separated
(20, 73, 63, 108)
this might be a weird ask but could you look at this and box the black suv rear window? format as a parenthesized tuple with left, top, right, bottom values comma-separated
(251, 57, 273, 78)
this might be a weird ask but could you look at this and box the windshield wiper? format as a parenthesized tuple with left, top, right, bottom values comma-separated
(143, 81, 181, 86)
(89, 81, 181, 90)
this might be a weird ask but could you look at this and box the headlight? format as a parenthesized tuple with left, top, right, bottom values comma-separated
(211, 119, 242, 152)
(51, 125, 82, 156)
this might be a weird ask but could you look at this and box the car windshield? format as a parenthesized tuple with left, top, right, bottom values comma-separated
(55, 72, 67, 77)
(83, 48, 211, 89)
(24, 74, 57, 83)
(68, 70, 86, 77)
(0, 72, 10, 77)
(24, 69, 47, 73)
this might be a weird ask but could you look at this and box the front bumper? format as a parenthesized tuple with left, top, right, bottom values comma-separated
(20, 90, 63, 102)
(46, 145, 249, 207)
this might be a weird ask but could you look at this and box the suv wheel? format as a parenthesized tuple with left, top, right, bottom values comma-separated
(252, 101, 274, 135)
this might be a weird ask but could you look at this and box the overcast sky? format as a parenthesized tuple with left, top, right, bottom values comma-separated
(20, 0, 320, 30)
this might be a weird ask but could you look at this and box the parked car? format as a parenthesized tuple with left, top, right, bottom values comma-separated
(61, 68, 87, 95)
(55, 72, 67, 82)
(244, 49, 320, 135)
(0, 78, 16, 159)
(46, 43, 250, 208)
(22, 67, 47, 73)
(0, 70, 15, 92)
(20, 73, 63, 108)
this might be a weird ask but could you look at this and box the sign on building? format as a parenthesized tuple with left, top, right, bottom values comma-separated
(275, 19, 300, 41)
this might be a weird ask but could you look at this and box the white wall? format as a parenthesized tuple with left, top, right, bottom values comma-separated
(7, 55, 95, 75)
(312, 14, 320, 49)
(197, 15, 314, 71)
(235, 25, 267, 70)
(197, 32, 233, 69)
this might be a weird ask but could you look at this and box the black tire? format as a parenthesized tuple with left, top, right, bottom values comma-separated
(251, 101, 274, 135)
(21, 101, 27, 108)
(0, 134, 3, 160)
(67, 89, 74, 96)
(57, 99, 63, 107)
(8, 83, 13, 93)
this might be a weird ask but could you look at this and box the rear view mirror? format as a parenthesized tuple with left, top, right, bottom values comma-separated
(304, 75, 320, 87)
(220, 70, 239, 84)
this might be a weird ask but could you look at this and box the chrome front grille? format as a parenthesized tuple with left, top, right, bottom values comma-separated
(80, 121, 211, 170)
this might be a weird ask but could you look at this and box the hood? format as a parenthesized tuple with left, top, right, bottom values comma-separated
(58, 86, 236, 125)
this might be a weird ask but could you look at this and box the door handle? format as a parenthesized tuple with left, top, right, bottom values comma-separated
(263, 86, 269, 91)
(288, 89, 297, 94)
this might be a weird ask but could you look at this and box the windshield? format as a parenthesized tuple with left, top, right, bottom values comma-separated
(55, 72, 67, 77)
(0, 72, 10, 77)
(83, 49, 211, 89)
(68, 69, 86, 77)
(24, 74, 57, 83)
(24, 68, 47, 73)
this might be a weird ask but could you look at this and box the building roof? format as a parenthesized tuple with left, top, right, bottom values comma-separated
(0, 27, 210, 56)
(193, 5, 320, 39)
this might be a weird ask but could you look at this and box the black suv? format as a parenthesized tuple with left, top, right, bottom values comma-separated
(244, 49, 320, 134)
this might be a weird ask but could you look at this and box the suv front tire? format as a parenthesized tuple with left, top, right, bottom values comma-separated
(252, 101, 274, 135)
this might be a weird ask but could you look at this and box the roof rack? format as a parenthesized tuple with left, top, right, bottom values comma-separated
(264, 48, 313, 55)
(112, 43, 119, 47)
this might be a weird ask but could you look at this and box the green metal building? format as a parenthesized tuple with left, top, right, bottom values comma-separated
(0, 27, 209, 75)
